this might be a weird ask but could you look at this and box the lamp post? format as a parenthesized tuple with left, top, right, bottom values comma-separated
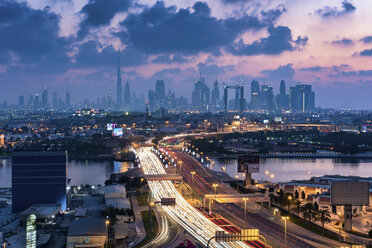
(178, 161, 183, 174)
(105, 220, 110, 248)
(149, 202, 155, 234)
(338, 212, 342, 244)
(221, 166, 226, 182)
(235, 174, 239, 191)
(288, 196, 292, 218)
(212, 184, 218, 198)
(191, 171, 196, 183)
(265, 170, 269, 182)
(270, 173, 274, 183)
(243, 198, 248, 220)
(282, 216, 289, 245)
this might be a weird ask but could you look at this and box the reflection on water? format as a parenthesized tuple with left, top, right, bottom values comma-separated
(211, 157, 372, 183)
(0, 159, 133, 187)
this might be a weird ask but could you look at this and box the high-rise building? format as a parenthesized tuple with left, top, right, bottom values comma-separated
(155, 80, 165, 110)
(124, 82, 131, 110)
(250, 80, 260, 110)
(18, 95, 24, 107)
(107, 94, 113, 110)
(260, 84, 276, 112)
(12, 149, 68, 213)
(192, 75, 210, 111)
(53, 92, 58, 109)
(27, 95, 33, 108)
(166, 90, 175, 110)
(148, 90, 155, 112)
(66, 92, 71, 109)
(276, 80, 289, 111)
(211, 79, 220, 110)
(289, 84, 315, 112)
(41, 86, 48, 108)
(34, 94, 39, 109)
(116, 50, 123, 110)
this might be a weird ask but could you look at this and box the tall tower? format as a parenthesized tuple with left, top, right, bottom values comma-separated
(116, 49, 123, 110)
(155, 80, 165, 110)
(124, 82, 131, 110)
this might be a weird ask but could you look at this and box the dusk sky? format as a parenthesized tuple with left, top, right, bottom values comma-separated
(1, 0, 372, 108)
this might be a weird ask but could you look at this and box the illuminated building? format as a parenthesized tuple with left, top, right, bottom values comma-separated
(250, 80, 260, 110)
(155, 80, 165, 110)
(290, 84, 315, 112)
(192, 74, 210, 111)
(12, 149, 68, 213)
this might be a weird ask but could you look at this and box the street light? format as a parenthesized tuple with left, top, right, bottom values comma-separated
(178, 161, 183, 174)
(243, 198, 248, 220)
(270, 173, 275, 183)
(212, 183, 218, 198)
(338, 212, 342, 244)
(235, 174, 239, 190)
(288, 196, 292, 218)
(191, 171, 196, 183)
(282, 216, 289, 244)
(265, 170, 269, 182)
(105, 220, 110, 247)
(221, 166, 226, 182)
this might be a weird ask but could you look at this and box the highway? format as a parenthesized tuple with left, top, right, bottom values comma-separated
(135, 147, 253, 248)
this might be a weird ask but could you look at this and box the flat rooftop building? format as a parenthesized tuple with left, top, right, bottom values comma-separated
(12, 149, 67, 213)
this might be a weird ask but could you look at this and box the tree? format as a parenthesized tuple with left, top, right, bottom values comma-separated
(315, 209, 331, 235)
(303, 203, 314, 222)
(292, 200, 302, 216)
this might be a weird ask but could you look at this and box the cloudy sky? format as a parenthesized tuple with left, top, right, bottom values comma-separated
(1, 0, 372, 108)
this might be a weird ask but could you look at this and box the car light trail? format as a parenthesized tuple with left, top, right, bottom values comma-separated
(135, 147, 252, 248)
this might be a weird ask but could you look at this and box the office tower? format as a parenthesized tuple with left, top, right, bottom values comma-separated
(148, 90, 155, 112)
(34, 94, 39, 109)
(211, 79, 220, 110)
(276, 80, 290, 111)
(260, 84, 276, 112)
(166, 90, 175, 110)
(66, 92, 71, 109)
(250, 80, 260, 110)
(116, 50, 122, 110)
(53, 92, 58, 109)
(27, 95, 33, 108)
(101, 97, 107, 109)
(155, 80, 165, 110)
(41, 86, 48, 108)
(289, 84, 315, 112)
(192, 75, 210, 111)
(12, 149, 67, 213)
(124, 82, 131, 110)
(18, 95, 24, 107)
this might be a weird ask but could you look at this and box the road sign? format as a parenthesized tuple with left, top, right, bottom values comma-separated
(241, 229, 259, 241)
(160, 198, 176, 206)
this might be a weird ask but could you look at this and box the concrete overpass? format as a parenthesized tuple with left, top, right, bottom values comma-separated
(140, 174, 183, 181)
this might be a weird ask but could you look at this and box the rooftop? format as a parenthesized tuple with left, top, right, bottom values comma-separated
(68, 217, 107, 237)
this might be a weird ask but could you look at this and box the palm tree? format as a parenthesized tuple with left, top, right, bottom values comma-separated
(315, 209, 331, 235)
(303, 203, 314, 222)
(292, 200, 302, 216)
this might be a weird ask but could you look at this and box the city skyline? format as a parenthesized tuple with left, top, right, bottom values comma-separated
(2, 0, 372, 108)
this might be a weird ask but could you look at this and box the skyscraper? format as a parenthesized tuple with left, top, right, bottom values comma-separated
(155, 80, 165, 110)
(192, 75, 210, 111)
(34, 94, 39, 109)
(260, 84, 276, 112)
(124, 82, 131, 110)
(250, 80, 260, 110)
(53, 91, 58, 109)
(116, 49, 123, 110)
(18, 95, 24, 108)
(148, 90, 155, 112)
(289, 84, 315, 112)
(12, 149, 67, 213)
(41, 86, 48, 108)
(276, 80, 289, 111)
(211, 79, 220, 110)
(66, 92, 71, 109)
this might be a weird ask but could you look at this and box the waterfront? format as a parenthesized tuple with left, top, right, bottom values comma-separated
(211, 157, 372, 182)
(0, 159, 133, 187)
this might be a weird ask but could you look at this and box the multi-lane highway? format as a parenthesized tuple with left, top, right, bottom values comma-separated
(135, 147, 253, 248)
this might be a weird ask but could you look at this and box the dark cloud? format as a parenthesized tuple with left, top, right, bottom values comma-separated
(75, 40, 147, 67)
(360, 49, 372, 56)
(315, 1, 356, 18)
(151, 54, 189, 64)
(360, 36, 372, 44)
(331, 38, 354, 46)
(78, 0, 132, 38)
(228, 26, 308, 56)
(299, 66, 325, 72)
(117, 1, 280, 55)
(0, 0, 71, 72)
